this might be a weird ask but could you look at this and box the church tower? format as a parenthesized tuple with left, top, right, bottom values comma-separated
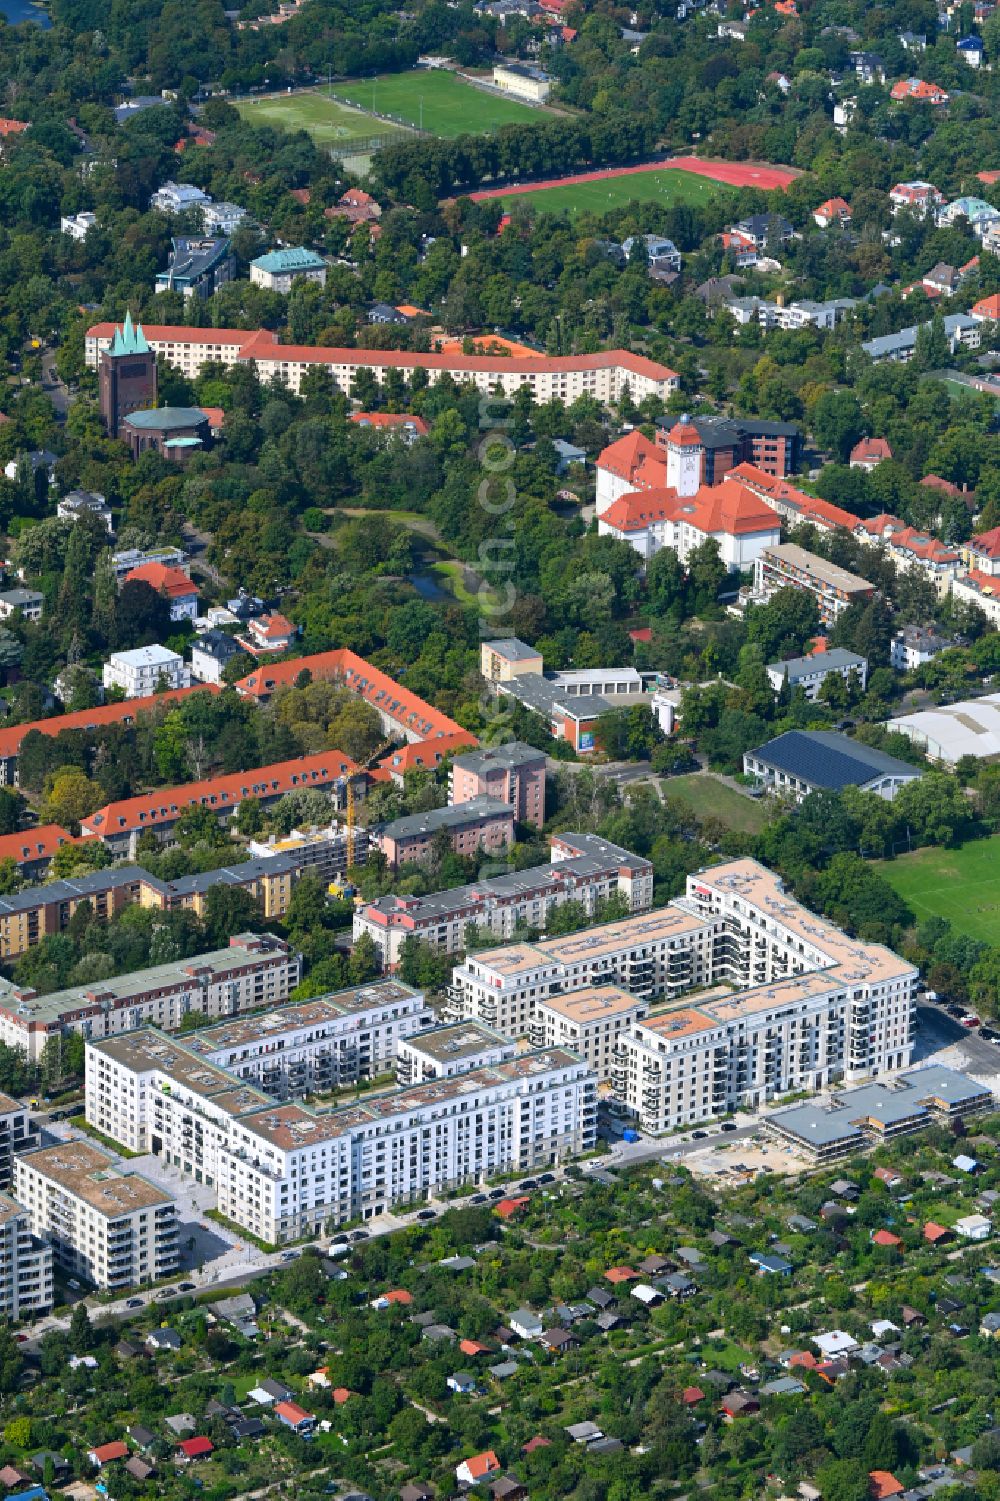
(664, 416, 704, 498)
(99, 311, 157, 439)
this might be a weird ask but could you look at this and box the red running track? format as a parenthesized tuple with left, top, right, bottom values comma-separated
(467, 155, 798, 202)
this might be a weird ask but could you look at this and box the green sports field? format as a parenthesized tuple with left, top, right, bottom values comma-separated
(875, 837, 1000, 944)
(333, 70, 546, 137)
(234, 91, 410, 149)
(493, 167, 736, 215)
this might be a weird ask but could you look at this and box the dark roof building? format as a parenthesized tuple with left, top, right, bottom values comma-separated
(155, 237, 234, 300)
(743, 730, 923, 802)
(121, 406, 211, 462)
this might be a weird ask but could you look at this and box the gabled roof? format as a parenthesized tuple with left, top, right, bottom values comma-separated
(747, 730, 922, 790)
(82, 750, 358, 836)
(601, 477, 780, 539)
(970, 525, 1000, 559)
(595, 430, 666, 488)
(125, 562, 198, 600)
(177, 1436, 214, 1458)
(462, 1451, 500, 1479)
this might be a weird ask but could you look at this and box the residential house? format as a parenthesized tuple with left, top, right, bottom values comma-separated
(721, 1391, 760, 1421)
(890, 181, 944, 215)
(891, 78, 949, 102)
(850, 436, 893, 469)
(814, 197, 852, 228)
(891, 624, 956, 669)
(250, 249, 327, 293)
(957, 33, 985, 63)
(456, 1451, 501, 1485)
(621, 234, 682, 272)
(125, 561, 199, 622)
(155, 237, 234, 300)
(102, 645, 191, 697)
(274, 1401, 315, 1434)
(176, 1437, 214, 1463)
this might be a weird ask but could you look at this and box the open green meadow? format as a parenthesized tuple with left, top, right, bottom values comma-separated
(661, 773, 773, 835)
(333, 69, 547, 137)
(491, 167, 736, 214)
(875, 837, 1000, 944)
(234, 90, 410, 149)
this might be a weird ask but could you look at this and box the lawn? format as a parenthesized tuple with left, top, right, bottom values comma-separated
(875, 837, 1000, 944)
(492, 167, 736, 214)
(333, 69, 547, 137)
(661, 773, 773, 835)
(234, 90, 411, 150)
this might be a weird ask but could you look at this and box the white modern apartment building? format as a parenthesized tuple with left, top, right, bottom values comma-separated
(0, 933, 300, 1061)
(0, 1193, 53, 1320)
(529, 985, 649, 1082)
(14, 1141, 178, 1290)
(354, 832, 653, 968)
(86, 1029, 596, 1243)
(608, 859, 916, 1131)
(0, 1094, 38, 1190)
(447, 904, 726, 1037)
(395, 1021, 515, 1087)
(84, 322, 679, 404)
(102, 645, 191, 698)
(182, 980, 434, 1098)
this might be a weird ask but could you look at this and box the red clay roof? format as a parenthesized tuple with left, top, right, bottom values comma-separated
(597, 430, 667, 489)
(0, 685, 217, 764)
(384, 1289, 413, 1305)
(0, 824, 77, 865)
(522, 1436, 551, 1453)
(275, 1401, 313, 1425)
(378, 731, 478, 776)
(248, 611, 295, 640)
(235, 647, 468, 742)
(816, 197, 851, 218)
(463, 1452, 500, 1479)
(681, 1386, 706, 1403)
(125, 562, 198, 600)
(601, 477, 780, 538)
(460, 1339, 491, 1356)
(604, 1265, 639, 1283)
(86, 323, 678, 384)
(851, 437, 893, 464)
(730, 462, 862, 532)
(970, 525, 1000, 559)
(495, 1195, 531, 1220)
(924, 1221, 950, 1242)
(91, 1442, 129, 1464)
(177, 1437, 214, 1458)
(82, 750, 358, 836)
(332, 1387, 352, 1404)
(870, 1472, 904, 1499)
(0, 118, 28, 136)
(872, 1229, 902, 1247)
(350, 412, 430, 434)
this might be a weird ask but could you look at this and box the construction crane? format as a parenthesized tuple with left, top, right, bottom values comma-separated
(330, 739, 395, 901)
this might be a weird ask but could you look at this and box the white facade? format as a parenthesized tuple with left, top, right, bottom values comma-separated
(609, 860, 916, 1130)
(150, 181, 211, 214)
(61, 211, 96, 240)
(102, 645, 191, 698)
(0, 1194, 52, 1320)
(0, 934, 301, 1062)
(14, 1142, 178, 1290)
(187, 981, 434, 1098)
(84, 325, 678, 404)
(395, 1021, 515, 1086)
(766, 650, 868, 701)
(353, 833, 653, 968)
(529, 985, 649, 1082)
(86, 1030, 596, 1245)
(492, 62, 551, 100)
(202, 201, 247, 234)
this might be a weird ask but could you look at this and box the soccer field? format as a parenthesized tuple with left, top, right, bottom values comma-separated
(333, 70, 546, 137)
(875, 838, 1000, 944)
(234, 91, 410, 149)
(491, 167, 736, 214)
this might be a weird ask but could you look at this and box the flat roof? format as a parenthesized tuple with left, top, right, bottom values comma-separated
(768, 649, 866, 680)
(535, 984, 647, 1025)
(0, 935, 286, 1026)
(768, 1066, 991, 1147)
(687, 858, 915, 985)
(185, 980, 421, 1055)
(888, 691, 1000, 762)
(401, 1020, 511, 1062)
(239, 1047, 585, 1150)
(378, 797, 514, 841)
(467, 904, 715, 977)
(19, 1141, 173, 1216)
(761, 542, 873, 594)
